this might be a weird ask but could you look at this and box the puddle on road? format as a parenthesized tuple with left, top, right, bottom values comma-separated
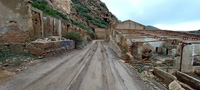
(0, 70, 16, 83)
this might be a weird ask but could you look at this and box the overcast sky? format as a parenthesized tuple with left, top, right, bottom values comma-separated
(101, 0, 200, 31)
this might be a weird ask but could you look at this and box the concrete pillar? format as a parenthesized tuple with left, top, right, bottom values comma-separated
(181, 45, 193, 73)
(58, 20, 62, 37)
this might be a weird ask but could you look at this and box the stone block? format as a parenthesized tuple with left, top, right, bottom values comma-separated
(175, 71, 200, 90)
(26, 43, 44, 56)
(153, 67, 177, 86)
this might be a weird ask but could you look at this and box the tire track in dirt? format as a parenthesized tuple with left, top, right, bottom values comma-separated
(66, 42, 98, 90)
(24, 41, 98, 90)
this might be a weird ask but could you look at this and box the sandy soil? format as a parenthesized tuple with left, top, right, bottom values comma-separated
(0, 41, 154, 90)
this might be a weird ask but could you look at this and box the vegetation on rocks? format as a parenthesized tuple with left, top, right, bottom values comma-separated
(31, 0, 71, 23)
(74, 3, 109, 28)
(31, 0, 90, 32)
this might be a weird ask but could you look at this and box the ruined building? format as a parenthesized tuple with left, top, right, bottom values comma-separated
(0, 0, 86, 44)
(108, 20, 200, 73)
(107, 20, 200, 89)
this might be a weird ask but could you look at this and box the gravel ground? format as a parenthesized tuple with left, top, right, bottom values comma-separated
(0, 41, 154, 90)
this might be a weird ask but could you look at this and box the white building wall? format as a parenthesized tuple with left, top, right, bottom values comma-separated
(181, 45, 193, 73)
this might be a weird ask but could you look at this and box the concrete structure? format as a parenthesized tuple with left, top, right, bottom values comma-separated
(0, 0, 86, 44)
(112, 29, 200, 73)
(106, 20, 145, 40)
(106, 20, 146, 57)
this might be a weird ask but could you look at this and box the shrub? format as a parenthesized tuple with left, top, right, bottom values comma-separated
(75, 5, 91, 13)
(50, 38, 56, 41)
(91, 18, 109, 28)
(158, 51, 164, 55)
(64, 32, 83, 44)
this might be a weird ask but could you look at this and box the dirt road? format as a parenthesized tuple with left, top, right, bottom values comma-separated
(0, 41, 154, 90)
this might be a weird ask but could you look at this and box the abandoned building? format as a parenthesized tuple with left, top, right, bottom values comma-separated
(0, 0, 86, 56)
(107, 20, 200, 89)
(0, 0, 86, 44)
(114, 29, 200, 73)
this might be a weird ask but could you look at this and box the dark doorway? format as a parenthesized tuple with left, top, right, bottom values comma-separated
(166, 49, 169, 55)
(156, 47, 158, 52)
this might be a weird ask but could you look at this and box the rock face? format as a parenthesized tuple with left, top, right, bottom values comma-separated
(46, 0, 71, 14)
(45, 0, 118, 29)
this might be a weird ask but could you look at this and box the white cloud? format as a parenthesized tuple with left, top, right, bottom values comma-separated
(101, 0, 200, 31)
(154, 21, 200, 31)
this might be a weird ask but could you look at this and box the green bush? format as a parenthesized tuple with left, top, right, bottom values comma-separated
(64, 32, 83, 44)
(50, 38, 56, 41)
(71, 21, 89, 31)
(91, 18, 109, 28)
(82, 13, 93, 20)
(75, 5, 91, 13)
(158, 51, 164, 55)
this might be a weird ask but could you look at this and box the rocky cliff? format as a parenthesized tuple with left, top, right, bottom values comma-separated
(33, 0, 118, 31)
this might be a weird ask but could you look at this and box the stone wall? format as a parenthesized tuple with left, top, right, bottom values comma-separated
(175, 71, 200, 89)
(31, 8, 43, 38)
(0, 0, 32, 32)
(115, 20, 145, 30)
(0, 1, 87, 44)
(153, 67, 177, 86)
(95, 28, 106, 39)
(0, 0, 33, 43)
(0, 29, 30, 44)
(181, 45, 199, 73)
(27, 40, 75, 57)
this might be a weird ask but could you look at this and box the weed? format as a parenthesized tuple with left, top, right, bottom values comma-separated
(158, 51, 164, 55)
(50, 38, 56, 41)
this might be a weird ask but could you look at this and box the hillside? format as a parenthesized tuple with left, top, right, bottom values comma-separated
(145, 25, 160, 30)
(188, 30, 200, 34)
(32, 0, 118, 32)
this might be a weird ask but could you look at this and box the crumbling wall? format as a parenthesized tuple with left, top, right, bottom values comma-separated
(153, 67, 177, 86)
(0, 29, 30, 44)
(175, 71, 200, 90)
(0, 0, 32, 43)
(115, 20, 145, 29)
(182, 45, 193, 72)
(145, 38, 164, 52)
(61, 21, 70, 36)
(0, 0, 32, 31)
(27, 40, 75, 57)
(95, 28, 105, 39)
(42, 13, 86, 38)
(32, 9, 43, 37)
(43, 15, 54, 36)
(194, 44, 200, 55)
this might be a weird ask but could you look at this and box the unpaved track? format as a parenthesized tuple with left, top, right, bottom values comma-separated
(0, 41, 153, 90)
